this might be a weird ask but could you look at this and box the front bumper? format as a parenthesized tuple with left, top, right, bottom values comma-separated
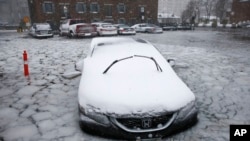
(34, 33, 53, 37)
(79, 105, 198, 140)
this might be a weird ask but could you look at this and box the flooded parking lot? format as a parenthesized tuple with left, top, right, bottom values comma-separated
(0, 28, 250, 141)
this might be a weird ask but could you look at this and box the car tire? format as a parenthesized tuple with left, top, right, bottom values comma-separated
(68, 31, 74, 38)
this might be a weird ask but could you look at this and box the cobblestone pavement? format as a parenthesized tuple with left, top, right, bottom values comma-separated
(0, 29, 250, 141)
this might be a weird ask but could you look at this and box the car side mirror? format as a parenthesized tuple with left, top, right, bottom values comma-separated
(167, 59, 175, 67)
(75, 60, 84, 72)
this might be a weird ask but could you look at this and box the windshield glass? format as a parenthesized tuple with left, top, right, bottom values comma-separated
(36, 24, 51, 30)
(102, 24, 113, 28)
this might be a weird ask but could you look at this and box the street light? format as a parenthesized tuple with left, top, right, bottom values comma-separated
(63, 6, 68, 19)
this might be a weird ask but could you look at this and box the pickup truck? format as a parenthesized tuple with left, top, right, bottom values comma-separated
(59, 19, 97, 37)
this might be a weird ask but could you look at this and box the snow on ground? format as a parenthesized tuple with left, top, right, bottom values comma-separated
(0, 29, 250, 141)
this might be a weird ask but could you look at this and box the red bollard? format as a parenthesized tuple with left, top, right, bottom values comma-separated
(23, 50, 28, 61)
(23, 50, 29, 76)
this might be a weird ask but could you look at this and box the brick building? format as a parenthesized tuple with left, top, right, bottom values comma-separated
(28, 0, 158, 29)
(230, 0, 250, 23)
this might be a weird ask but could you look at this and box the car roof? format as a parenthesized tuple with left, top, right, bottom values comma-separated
(86, 37, 170, 73)
(92, 22, 111, 25)
(89, 37, 151, 57)
(34, 23, 49, 25)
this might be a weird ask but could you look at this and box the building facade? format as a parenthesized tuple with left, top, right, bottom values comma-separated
(0, 0, 30, 26)
(28, 0, 158, 28)
(230, 0, 250, 23)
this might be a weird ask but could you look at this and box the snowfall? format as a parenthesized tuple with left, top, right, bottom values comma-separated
(0, 29, 250, 141)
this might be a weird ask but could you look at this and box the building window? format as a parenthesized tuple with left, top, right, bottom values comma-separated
(90, 3, 99, 13)
(118, 18, 126, 24)
(104, 4, 112, 17)
(59, 4, 70, 18)
(42, 2, 54, 13)
(76, 2, 86, 13)
(140, 6, 145, 13)
(117, 4, 126, 13)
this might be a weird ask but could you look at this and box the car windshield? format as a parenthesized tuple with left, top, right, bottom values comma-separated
(36, 24, 51, 30)
(119, 24, 129, 28)
(148, 24, 158, 27)
(102, 24, 113, 28)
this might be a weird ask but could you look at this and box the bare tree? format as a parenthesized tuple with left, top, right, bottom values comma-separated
(202, 0, 217, 20)
(181, 0, 200, 23)
(214, 0, 229, 21)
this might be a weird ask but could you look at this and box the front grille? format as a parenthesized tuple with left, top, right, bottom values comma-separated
(116, 113, 174, 130)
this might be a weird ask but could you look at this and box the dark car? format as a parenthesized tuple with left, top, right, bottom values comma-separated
(177, 23, 192, 30)
(162, 23, 177, 31)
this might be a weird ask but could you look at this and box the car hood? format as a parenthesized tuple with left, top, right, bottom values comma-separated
(78, 58, 195, 116)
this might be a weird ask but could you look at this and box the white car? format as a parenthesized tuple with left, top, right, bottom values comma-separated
(78, 37, 198, 140)
(91, 22, 117, 36)
(59, 19, 85, 36)
(29, 23, 53, 38)
(131, 23, 163, 33)
(114, 24, 136, 35)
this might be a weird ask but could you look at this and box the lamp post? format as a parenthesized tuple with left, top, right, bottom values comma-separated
(63, 6, 68, 19)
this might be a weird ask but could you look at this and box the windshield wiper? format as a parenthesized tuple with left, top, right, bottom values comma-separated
(134, 55, 163, 72)
(103, 55, 163, 74)
(103, 56, 133, 74)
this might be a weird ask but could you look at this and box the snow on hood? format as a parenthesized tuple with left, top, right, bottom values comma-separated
(78, 37, 195, 115)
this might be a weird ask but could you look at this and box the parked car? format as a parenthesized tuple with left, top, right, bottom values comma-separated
(177, 23, 192, 30)
(91, 22, 117, 36)
(131, 23, 163, 33)
(78, 37, 198, 140)
(114, 24, 136, 35)
(162, 23, 177, 31)
(59, 19, 85, 36)
(68, 23, 97, 38)
(29, 23, 53, 38)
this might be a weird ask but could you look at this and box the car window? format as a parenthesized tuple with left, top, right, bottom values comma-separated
(36, 24, 51, 30)
(102, 24, 113, 28)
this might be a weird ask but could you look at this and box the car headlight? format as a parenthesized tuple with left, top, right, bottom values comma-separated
(79, 105, 110, 126)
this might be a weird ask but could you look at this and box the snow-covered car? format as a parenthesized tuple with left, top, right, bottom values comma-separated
(78, 37, 198, 140)
(29, 23, 53, 38)
(114, 24, 136, 35)
(131, 23, 163, 33)
(91, 22, 117, 36)
(59, 19, 85, 36)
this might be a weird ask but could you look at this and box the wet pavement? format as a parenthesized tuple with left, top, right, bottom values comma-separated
(0, 28, 250, 141)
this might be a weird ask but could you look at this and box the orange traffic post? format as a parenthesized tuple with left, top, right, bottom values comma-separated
(23, 50, 29, 76)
